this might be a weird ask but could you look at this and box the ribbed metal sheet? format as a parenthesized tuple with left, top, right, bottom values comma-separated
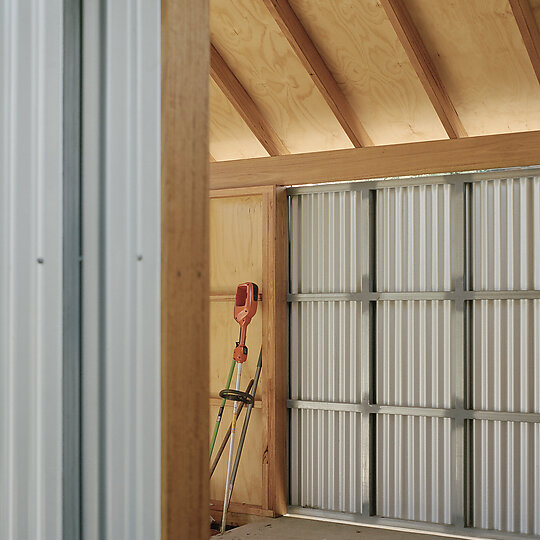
(472, 420, 540, 535)
(472, 300, 540, 413)
(471, 177, 540, 291)
(289, 175, 540, 537)
(82, 1, 161, 538)
(376, 184, 452, 292)
(376, 301, 453, 408)
(0, 1, 64, 538)
(290, 301, 362, 403)
(290, 409, 362, 513)
(289, 191, 362, 294)
(376, 415, 454, 524)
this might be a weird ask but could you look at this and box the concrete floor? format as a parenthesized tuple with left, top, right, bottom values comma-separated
(221, 517, 453, 540)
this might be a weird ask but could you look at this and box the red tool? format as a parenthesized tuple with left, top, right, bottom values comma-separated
(220, 283, 259, 531)
(233, 283, 259, 363)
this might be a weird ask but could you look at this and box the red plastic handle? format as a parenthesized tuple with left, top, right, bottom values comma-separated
(233, 283, 259, 363)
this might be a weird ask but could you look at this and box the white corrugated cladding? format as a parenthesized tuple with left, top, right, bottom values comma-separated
(0, 1, 63, 538)
(82, 1, 161, 539)
(288, 170, 540, 539)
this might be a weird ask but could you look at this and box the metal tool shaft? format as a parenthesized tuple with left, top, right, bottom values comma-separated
(221, 349, 262, 533)
(221, 362, 242, 530)
(209, 359, 236, 460)
(210, 379, 253, 478)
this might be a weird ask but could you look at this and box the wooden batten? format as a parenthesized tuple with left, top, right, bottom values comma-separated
(210, 130, 540, 190)
(161, 1, 209, 539)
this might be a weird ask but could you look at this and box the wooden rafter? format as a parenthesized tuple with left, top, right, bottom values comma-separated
(210, 130, 540, 189)
(263, 0, 373, 148)
(509, 0, 540, 85)
(380, 0, 467, 139)
(210, 44, 288, 156)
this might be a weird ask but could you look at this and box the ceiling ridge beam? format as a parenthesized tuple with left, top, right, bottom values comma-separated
(210, 43, 289, 156)
(380, 0, 467, 139)
(263, 0, 373, 148)
(509, 0, 540, 85)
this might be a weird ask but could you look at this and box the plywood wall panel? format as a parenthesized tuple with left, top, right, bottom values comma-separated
(406, 0, 540, 136)
(210, 79, 269, 161)
(210, 195, 263, 294)
(289, 0, 448, 145)
(209, 191, 266, 514)
(210, 0, 353, 154)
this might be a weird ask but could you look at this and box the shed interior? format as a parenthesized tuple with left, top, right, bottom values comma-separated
(202, 0, 540, 537)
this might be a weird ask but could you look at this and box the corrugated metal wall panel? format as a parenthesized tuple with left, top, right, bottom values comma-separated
(472, 420, 540, 536)
(290, 409, 362, 513)
(472, 177, 540, 291)
(82, 0, 161, 538)
(472, 300, 540, 413)
(290, 301, 361, 403)
(290, 191, 362, 294)
(376, 415, 454, 525)
(376, 301, 453, 408)
(289, 171, 540, 536)
(376, 184, 452, 292)
(0, 1, 64, 538)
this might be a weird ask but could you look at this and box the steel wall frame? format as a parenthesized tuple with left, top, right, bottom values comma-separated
(287, 166, 540, 540)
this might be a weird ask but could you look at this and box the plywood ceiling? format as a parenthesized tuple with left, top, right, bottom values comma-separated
(209, 0, 540, 161)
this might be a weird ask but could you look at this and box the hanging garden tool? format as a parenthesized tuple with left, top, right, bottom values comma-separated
(213, 282, 260, 533)
(209, 283, 258, 460)
(220, 347, 263, 534)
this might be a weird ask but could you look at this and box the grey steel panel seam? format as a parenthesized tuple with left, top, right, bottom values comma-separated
(63, 0, 82, 538)
(464, 182, 474, 526)
(451, 182, 466, 527)
(286, 195, 292, 511)
(288, 291, 540, 302)
(287, 401, 540, 423)
(359, 186, 371, 516)
(286, 506, 540, 540)
(287, 167, 540, 195)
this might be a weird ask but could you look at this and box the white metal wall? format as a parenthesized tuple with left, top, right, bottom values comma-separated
(82, 1, 161, 539)
(288, 170, 540, 539)
(1, 1, 160, 538)
(0, 1, 64, 538)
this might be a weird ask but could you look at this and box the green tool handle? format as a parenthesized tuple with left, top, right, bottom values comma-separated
(209, 359, 236, 459)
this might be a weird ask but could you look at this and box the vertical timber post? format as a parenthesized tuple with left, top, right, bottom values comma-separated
(161, 1, 210, 539)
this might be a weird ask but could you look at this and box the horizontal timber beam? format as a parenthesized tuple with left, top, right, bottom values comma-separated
(210, 130, 540, 189)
